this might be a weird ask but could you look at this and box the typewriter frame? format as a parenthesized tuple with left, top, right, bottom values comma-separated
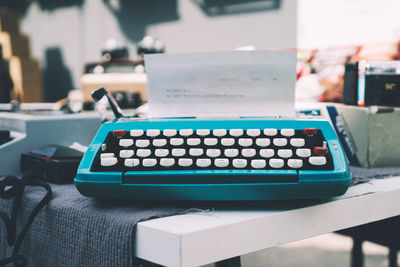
(75, 118, 351, 201)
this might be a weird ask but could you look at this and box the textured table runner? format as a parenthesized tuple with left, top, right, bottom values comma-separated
(350, 166, 400, 185)
(0, 184, 191, 267)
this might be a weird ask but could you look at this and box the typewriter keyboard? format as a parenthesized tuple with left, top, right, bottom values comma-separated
(92, 127, 334, 172)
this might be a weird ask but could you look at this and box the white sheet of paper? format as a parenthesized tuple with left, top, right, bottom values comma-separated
(145, 50, 297, 118)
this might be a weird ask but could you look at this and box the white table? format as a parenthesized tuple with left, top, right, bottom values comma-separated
(135, 177, 400, 267)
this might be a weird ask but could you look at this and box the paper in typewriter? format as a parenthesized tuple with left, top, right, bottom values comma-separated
(145, 50, 297, 118)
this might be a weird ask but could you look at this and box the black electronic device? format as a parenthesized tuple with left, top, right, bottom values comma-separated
(137, 36, 165, 56)
(342, 62, 359, 105)
(112, 91, 142, 110)
(0, 45, 13, 103)
(101, 39, 129, 61)
(0, 130, 11, 145)
(0, 111, 102, 176)
(20, 145, 84, 184)
(343, 60, 400, 107)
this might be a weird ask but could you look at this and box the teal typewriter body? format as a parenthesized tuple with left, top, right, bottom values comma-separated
(74, 117, 351, 201)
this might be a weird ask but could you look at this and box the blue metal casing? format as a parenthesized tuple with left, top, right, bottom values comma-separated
(75, 118, 351, 201)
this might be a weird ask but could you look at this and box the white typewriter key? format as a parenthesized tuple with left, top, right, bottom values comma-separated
(280, 129, 295, 137)
(221, 138, 235, 146)
(100, 153, 115, 159)
(273, 138, 287, 146)
(155, 149, 169, 157)
(264, 129, 278, 136)
(247, 129, 261, 137)
(232, 159, 247, 168)
(101, 143, 107, 151)
(204, 138, 218, 146)
(143, 158, 157, 167)
(178, 158, 193, 167)
(309, 156, 327, 165)
(187, 138, 201, 146)
(277, 149, 293, 158)
(224, 149, 239, 157)
(179, 129, 193, 136)
(206, 149, 221, 157)
(238, 138, 253, 147)
(290, 138, 305, 147)
(196, 129, 210, 136)
(269, 158, 284, 168)
(229, 129, 243, 137)
(189, 148, 204, 156)
(100, 157, 118, 167)
(256, 138, 270, 147)
(124, 158, 139, 167)
(214, 158, 229, 168)
(170, 138, 184, 146)
(242, 149, 256, 157)
(119, 150, 134, 158)
(136, 149, 151, 157)
(163, 129, 177, 137)
(259, 149, 274, 158)
(119, 139, 133, 147)
(296, 148, 311, 158)
(160, 158, 175, 167)
(130, 129, 144, 137)
(172, 148, 186, 157)
(135, 139, 150, 148)
(153, 139, 167, 147)
(213, 129, 227, 137)
(288, 159, 303, 169)
(196, 158, 212, 167)
(251, 159, 267, 169)
(146, 129, 160, 137)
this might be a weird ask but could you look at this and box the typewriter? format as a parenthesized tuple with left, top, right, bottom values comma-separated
(74, 89, 351, 201)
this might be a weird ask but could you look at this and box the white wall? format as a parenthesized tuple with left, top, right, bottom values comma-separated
(297, 0, 400, 49)
(146, 0, 297, 53)
(19, 0, 297, 100)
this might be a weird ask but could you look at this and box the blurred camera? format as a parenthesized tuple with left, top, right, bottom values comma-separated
(343, 60, 400, 107)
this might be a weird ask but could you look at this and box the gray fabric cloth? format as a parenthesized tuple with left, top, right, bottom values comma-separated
(0, 184, 189, 267)
(350, 166, 400, 185)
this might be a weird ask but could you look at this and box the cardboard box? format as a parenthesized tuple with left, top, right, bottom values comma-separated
(326, 104, 400, 168)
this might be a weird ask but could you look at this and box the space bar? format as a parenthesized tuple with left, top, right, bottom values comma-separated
(123, 170, 298, 184)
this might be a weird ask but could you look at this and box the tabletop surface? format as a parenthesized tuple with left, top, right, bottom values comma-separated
(135, 176, 400, 267)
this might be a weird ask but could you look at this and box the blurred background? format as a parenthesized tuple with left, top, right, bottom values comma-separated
(1, 0, 400, 266)
(0, 0, 398, 105)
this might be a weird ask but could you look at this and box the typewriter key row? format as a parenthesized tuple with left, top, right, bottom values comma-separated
(116, 137, 309, 148)
(102, 148, 317, 159)
(100, 155, 326, 169)
(113, 128, 315, 138)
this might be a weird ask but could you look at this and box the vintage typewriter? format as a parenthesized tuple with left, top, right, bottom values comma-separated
(74, 88, 351, 201)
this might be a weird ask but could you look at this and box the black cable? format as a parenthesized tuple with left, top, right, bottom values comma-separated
(0, 171, 52, 267)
